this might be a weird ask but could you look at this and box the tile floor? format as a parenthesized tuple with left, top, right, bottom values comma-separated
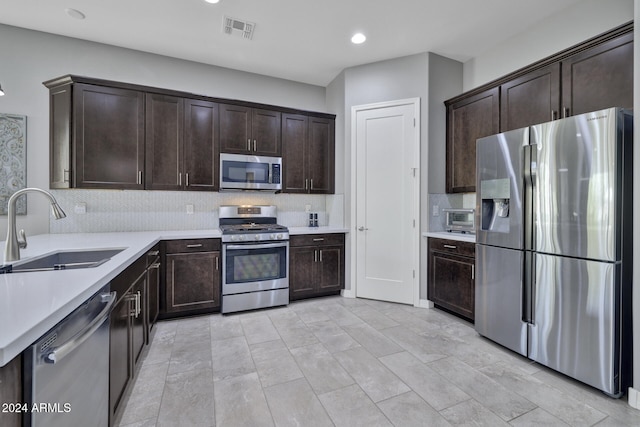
(115, 296, 640, 427)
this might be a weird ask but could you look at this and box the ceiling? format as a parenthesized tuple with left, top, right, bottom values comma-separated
(0, 0, 587, 86)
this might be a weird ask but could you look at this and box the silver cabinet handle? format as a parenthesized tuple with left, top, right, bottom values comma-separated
(248, 139, 251, 151)
(310, 179, 313, 190)
(471, 265, 475, 280)
(216, 256, 219, 271)
(357, 226, 369, 231)
(253, 140, 257, 152)
(562, 107, 570, 118)
(551, 110, 557, 121)
(313, 238, 325, 242)
(314, 249, 318, 263)
(136, 291, 141, 317)
(148, 250, 160, 256)
(305, 179, 308, 190)
(150, 262, 161, 269)
(45, 292, 116, 364)
(178, 172, 182, 186)
(137, 170, 143, 185)
(63, 169, 70, 183)
(186, 172, 189, 187)
(443, 244, 457, 249)
(319, 250, 323, 262)
(186, 244, 203, 248)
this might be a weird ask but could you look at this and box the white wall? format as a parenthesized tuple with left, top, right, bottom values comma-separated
(0, 24, 328, 241)
(463, 0, 634, 90)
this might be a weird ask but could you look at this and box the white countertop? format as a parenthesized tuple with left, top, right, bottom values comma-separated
(0, 227, 348, 366)
(423, 231, 476, 243)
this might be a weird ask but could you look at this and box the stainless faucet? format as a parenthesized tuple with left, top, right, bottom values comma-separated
(4, 188, 66, 263)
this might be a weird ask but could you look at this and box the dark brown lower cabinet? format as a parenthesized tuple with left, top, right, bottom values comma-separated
(146, 246, 161, 342)
(0, 355, 21, 427)
(289, 233, 345, 301)
(109, 256, 147, 425)
(428, 238, 475, 321)
(162, 239, 221, 316)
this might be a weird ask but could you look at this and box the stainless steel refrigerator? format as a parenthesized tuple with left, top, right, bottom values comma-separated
(475, 107, 633, 397)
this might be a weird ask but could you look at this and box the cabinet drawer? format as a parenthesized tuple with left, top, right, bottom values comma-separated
(164, 239, 220, 254)
(290, 233, 345, 247)
(428, 238, 475, 257)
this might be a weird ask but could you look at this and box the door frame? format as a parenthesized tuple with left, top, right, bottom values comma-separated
(348, 98, 421, 306)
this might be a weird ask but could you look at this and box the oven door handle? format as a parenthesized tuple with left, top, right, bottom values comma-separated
(226, 242, 288, 250)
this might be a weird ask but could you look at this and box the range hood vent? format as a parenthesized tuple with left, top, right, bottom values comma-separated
(223, 16, 255, 40)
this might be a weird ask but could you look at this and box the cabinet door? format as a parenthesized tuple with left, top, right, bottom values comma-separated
(219, 104, 252, 154)
(165, 251, 220, 313)
(318, 245, 344, 293)
(0, 356, 21, 427)
(145, 93, 184, 190)
(252, 109, 282, 156)
(307, 117, 335, 194)
(289, 246, 317, 300)
(49, 84, 72, 188)
(184, 99, 218, 191)
(428, 250, 475, 321)
(446, 87, 499, 193)
(109, 296, 131, 422)
(74, 84, 145, 189)
(500, 63, 560, 131)
(282, 113, 308, 193)
(561, 32, 633, 116)
(131, 274, 146, 366)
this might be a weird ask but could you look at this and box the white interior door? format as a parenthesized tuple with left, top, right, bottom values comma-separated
(354, 99, 419, 305)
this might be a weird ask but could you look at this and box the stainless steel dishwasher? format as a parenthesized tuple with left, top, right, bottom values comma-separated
(23, 284, 116, 427)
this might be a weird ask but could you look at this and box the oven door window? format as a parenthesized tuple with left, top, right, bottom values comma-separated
(225, 246, 286, 284)
(222, 160, 270, 184)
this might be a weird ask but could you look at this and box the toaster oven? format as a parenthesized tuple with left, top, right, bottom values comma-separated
(443, 208, 475, 233)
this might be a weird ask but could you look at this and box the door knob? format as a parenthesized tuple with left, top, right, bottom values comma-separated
(357, 226, 369, 231)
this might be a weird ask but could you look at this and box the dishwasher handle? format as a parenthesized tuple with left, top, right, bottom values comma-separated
(44, 291, 117, 364)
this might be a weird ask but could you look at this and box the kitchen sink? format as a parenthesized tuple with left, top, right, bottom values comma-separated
(3, 248, 126, 273)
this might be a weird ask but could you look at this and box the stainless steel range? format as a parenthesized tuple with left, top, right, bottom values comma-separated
(219, 205, 289, 314)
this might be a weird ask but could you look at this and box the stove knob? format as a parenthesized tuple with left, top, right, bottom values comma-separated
(277, 234, 283, 240)
(255, 235, 261, 241)
(270, 233, 276, 240)
(231, 235, 238, 241)
(239, 235, 245, 241)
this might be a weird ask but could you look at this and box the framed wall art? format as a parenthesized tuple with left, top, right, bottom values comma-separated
(0, 113, 27, 215)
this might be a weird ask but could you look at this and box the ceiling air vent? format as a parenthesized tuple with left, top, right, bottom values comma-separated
(223, 16, 255, 40)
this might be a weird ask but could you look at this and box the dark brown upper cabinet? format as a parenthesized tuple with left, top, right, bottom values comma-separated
(444, 23, 633, 193)
(145, 94, 218, 191)
(561, 32, 633, 117)
(219, 104, 281, 156)
(446, 87, 499, 194)
(45, 75, 334, 192)
(500, 63, 561, 132)
(282, 114, 335, 194)
(48, 82, 145, 189)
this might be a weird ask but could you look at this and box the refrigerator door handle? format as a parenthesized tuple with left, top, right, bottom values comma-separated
(523, 144, 537, 251)
(523, 252, 534, 324)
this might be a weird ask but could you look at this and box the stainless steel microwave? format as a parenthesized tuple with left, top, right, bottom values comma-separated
(220, 153, 282, 191)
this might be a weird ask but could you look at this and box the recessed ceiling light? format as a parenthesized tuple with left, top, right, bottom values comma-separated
(351, 33, 366, 44)
(205, 0, 221, 3)
(65, 8, 86, 20)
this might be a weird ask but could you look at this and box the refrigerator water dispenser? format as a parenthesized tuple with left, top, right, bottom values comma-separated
(480, 178, 511, 232)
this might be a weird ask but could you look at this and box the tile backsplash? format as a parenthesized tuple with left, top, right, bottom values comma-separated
(49, 190, 344, 233)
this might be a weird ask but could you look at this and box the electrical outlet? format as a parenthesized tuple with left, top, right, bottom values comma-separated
(432, 205, 439, 216)
(305, 204, 311, 213)
(186, 204, 194, 215)
(74, 203, 86, 214)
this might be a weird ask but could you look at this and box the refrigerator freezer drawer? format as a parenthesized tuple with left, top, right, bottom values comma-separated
(475, 244, 528, 356)
(528, 253, 622, 396)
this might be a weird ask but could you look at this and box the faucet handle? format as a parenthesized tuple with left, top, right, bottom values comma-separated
(18, 229, 27, 249)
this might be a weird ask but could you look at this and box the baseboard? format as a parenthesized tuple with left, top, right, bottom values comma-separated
(341, 289, 355, 298)
(629, 387, 640, 410)
(418, 299, 434, 309)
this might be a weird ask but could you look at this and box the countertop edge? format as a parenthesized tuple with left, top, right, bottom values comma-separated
(423, 231, 476, 243)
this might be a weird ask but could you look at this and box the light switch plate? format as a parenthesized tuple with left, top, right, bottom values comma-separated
(74, 203, 86, 214)
(186, 204, 194, 215)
